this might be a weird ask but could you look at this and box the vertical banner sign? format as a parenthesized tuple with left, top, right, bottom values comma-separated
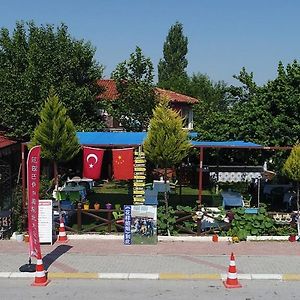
(27, 145, 42, 259)
(123, 205, 132, 245)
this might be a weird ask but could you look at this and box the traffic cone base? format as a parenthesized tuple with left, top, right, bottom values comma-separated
(223, 252, 242, 288)
(223, 278, 242, 288)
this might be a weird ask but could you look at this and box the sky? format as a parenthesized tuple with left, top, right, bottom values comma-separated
(1, 0, 300, 86)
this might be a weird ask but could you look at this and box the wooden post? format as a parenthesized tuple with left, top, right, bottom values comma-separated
(21, 143, 26, 211)
(108, 209, 112, 233)
(77, 204, 82, 232)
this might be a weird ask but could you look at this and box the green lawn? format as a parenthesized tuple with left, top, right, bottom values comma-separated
(87, 181, 222, 208)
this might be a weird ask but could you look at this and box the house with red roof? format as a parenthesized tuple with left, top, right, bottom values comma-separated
(97, 79, 198, 131)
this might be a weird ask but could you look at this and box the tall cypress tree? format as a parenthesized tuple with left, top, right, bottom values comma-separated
(143, 97, 191, 204)
(158, 22, 189, 92)
(283, 144, 300, 214)
(30, 87, 80, 182)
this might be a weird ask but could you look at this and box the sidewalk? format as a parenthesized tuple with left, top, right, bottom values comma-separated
(1, 235, 300, 281)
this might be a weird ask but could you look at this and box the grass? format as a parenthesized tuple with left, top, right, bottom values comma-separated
(86, 181, 222, 208)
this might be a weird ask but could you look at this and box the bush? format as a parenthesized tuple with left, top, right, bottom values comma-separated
(227, 204, 275, 241)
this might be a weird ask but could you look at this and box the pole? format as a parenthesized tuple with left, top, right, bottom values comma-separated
(257, 177, 260, 208)
(21, 143, 26, 211)
(198, 147, 204, 209)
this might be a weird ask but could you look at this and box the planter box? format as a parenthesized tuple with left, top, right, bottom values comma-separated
(246, 236, 289, 241)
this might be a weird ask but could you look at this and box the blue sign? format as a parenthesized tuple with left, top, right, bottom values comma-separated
(123, 205, 132, 245)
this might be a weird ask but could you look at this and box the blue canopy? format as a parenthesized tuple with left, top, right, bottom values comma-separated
(77, 132, 263, 148)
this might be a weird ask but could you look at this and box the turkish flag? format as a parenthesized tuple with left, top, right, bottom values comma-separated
(112, 148, 134, 180)
(82, 147, 105, 179)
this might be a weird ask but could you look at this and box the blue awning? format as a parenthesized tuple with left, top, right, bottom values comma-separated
(76, 132, 263, 148)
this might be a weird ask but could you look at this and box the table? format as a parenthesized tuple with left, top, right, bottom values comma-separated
(56, 185, 86, 202)
(153, 180, 170, 193)
(221, 191, 243, 208)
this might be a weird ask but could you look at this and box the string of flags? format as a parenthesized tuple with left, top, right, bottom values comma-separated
(82, 146, 135, 180)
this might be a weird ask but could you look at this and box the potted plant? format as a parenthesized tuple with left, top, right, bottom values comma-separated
(83, 200, 90, 210)
(105, 203, 112, 210)
(94, 202, 100, 210)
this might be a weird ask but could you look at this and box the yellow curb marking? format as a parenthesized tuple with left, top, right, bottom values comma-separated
(282, 274, 300, 281)
(48, 272, 98, 279)
(159, 273, 220, 280)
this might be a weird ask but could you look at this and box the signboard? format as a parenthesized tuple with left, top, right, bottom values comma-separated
(124, 205, 132, 245)
(38, 200, 53, 244)
(123, 205, 157, 245)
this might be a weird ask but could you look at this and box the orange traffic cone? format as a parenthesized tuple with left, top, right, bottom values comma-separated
(31, 255, 50, 286)
(57, 217, 68, 243)
(223, 252, 242, 288)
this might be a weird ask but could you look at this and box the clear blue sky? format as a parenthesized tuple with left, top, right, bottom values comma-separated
(1, 0, 300, 85)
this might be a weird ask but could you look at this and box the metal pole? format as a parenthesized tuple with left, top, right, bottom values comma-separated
(198, 147, 204, 209)
(21, 143, 26, 211)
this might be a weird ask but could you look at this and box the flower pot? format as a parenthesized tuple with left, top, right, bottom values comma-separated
(94, 203, 100, 210)
(83, 203, 90, 210)
(16, 233, 24, 242)
(24, 234, 30, 243)
(212, 234, 218, 242)
(289, 234, 296, 242)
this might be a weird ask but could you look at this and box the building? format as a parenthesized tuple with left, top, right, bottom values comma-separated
(97, 79, 198, 131)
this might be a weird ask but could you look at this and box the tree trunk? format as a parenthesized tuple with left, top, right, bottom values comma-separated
(297, 182, 300, 237)
(164, 166, 170, 236)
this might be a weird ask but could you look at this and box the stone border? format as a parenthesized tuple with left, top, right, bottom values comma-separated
(1, 272, 300, 281)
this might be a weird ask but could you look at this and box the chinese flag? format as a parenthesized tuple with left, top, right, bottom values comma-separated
(82, 147, 105, 179)
(112, 148, 134, 180)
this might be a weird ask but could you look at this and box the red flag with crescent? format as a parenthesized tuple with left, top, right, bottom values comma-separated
(112, 148, 134, 180)
(82, 147, 104, 179)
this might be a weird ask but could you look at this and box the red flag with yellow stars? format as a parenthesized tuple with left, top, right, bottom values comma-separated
(112, 148, 134, 180)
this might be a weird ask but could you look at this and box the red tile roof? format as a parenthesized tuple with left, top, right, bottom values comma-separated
(97, 79, 198, 104)
(97, 79, 119, 100)
(0, 132, 16, 149)
(154, 88, 198, 104)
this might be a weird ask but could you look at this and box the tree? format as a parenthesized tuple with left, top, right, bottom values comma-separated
(29, 88, 80, 183)
(111, 46, 156, 131)
(143, 97, 191, 205)
(283, 144, 300, 212)
(0, 21, 105, 140)
(158, 22, 189, 93)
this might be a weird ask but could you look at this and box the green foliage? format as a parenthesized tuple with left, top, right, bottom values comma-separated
(157, 205, 177, 235)
(282, 144, 300, 211)
(39, 175, 53, 199)
(274, 224, 297, 236)
(158, 22, 189, 93)
(0, 21, 105, 139)
(283, 144, 300, 183)
(227, 205, 275, 241)
(12, 185, 23, 233)
(143, 97, 191, 169)
(111, 46, 156, 131)
(30, 88, 80, 163)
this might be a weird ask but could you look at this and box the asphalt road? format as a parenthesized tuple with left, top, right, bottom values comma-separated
(0, 279, 300, 300)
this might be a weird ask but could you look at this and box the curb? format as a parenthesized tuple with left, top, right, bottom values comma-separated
(1, 272, 300, 281)
(67, 234, 233, 242)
